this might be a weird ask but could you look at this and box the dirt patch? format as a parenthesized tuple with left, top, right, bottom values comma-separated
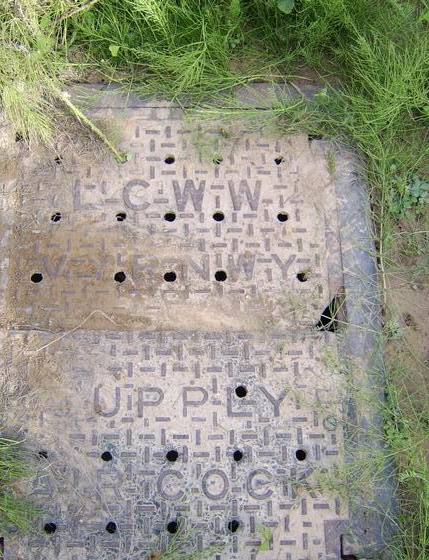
(386, 278, 429, 383)
(385, 217, 429, 387)
(385, 217, 429, 464)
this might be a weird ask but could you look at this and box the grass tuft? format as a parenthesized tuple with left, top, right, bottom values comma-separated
(0, 437, 39, 532)
(0, 0, 126, 159)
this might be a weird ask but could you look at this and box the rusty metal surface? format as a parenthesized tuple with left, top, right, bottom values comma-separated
(0, 94, 390, 559)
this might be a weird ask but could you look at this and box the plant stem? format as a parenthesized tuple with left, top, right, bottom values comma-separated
(53, 87, 128, 163)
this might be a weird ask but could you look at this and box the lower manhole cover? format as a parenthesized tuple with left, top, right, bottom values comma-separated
(0, 89, 393, 559)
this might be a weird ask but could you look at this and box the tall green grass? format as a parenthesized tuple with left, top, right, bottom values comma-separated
(383, 364, 429, 560)
(68, 0, 254, 99)
(0, 0, 65, 144)
(0, 0, 127, 160)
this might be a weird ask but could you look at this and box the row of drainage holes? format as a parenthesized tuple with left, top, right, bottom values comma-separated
(49, 211, 289, 223)
(17, 130, 312, 165)
(30, 270, 310, 284)
(153, 270, 309, 283)
(44, 519, 242, 536)
(100, 448, 307, 463)
(155, 155, 287, 166)
(16, 148, 293, 168)
(164, 156, 284, 165)
(32, 151, 289, 168)
(40, 447, 306, 465)
(163, 156, 287, 166)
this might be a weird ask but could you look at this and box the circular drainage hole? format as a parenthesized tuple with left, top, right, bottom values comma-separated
(274, 156, 284, 165)
(44, 523, 57, 534)
(166, 449, 179, 462)
(105, 522, 117, 534)
(31, 273, 43, 283)
(213, 211, 225, 222)
(164, 155, 175, 165)
(296, 449, 307, 461)
(114, 271, 126, 283)
(167, 520, 178, 534)
(116, 212, 126, 222)
(51, 212, 61, 223)
(297, 272, 309, 282)
(164, 271, 177, 282)
(215, 270, 227, 282)
(101, 451, 113, 462)
(233, 449, 243, 462)
(164, 212, 176, 222)
(228, 519, 240, 533)
(277, 212, 288, 222)
(235, 385, 247, 398)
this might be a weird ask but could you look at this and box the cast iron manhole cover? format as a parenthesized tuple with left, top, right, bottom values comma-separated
(0, 89, 392, 559)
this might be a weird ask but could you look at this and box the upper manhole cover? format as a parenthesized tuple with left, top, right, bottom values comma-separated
(3, 108, 340, 332)
(0, 93, 389, 560)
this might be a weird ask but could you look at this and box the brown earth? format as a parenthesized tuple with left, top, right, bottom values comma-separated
(385, 215, 429, 461)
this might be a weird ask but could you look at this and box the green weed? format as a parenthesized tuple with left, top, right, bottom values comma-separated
(68, 0, 246, 100)
(384, 319, 403, 342)
(391, 175, 429, 219)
